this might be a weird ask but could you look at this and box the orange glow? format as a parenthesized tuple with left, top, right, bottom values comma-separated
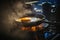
(38, 23, 43, 30)
(31, 26, 36, 31)
(20, 17, 31, 22)
(15, 17, 31, 22)
(20, 27, 30, 31)
(20, 24, 43, 31)
(21, 17, 31, 20)
(20, 27, 26, 31)
(15, 17, 42, 23)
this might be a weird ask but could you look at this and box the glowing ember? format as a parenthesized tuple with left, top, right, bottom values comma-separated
(20, 24, 43, 32)
(31, 26, 36, 31)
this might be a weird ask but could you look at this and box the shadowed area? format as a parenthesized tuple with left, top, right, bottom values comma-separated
(0, 0, 35, 40)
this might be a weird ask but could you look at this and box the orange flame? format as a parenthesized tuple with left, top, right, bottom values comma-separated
(20, 23, 43, 31)
(31, 26, 36, 31)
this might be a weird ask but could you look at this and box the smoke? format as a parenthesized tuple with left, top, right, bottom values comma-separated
(0, 1, 33, 40)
